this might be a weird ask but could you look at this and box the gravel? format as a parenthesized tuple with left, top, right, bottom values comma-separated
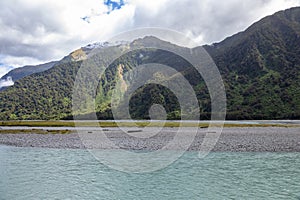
(0, 127, 299, 152)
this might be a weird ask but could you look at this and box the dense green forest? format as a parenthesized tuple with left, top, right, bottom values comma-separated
(0, 7, 299, 120)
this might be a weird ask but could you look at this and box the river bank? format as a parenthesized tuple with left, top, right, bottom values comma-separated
(0, 127, 299, 152)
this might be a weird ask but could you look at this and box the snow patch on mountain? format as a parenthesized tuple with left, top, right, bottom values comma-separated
(84, 41, 129, 49)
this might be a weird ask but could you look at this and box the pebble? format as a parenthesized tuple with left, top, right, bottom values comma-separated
(0, 127, 299, 152)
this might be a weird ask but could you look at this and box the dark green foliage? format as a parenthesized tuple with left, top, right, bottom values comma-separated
(0, 7, 300, 120)
(128, 84, 181, 119)
(204, 7, 300, 119)
(0, 61, 80, 120)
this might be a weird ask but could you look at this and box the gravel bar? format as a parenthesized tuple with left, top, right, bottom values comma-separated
(0, 127, 300, 152)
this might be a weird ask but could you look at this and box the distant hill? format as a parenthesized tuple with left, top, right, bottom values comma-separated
(1, 61, 57, 82)
(0, 61, 57, 91)
(0, 7, 299, 120)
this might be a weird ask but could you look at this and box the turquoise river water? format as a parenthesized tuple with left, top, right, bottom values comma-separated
(1, 145, 300, 200)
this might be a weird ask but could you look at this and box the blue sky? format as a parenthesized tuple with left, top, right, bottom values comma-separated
(104, 0, 125, 13)
(82, 0, 126, 23)
(0, 0, 300, 77)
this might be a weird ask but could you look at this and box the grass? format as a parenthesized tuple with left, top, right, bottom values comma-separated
(0, 129, 72, 134)
(0, 121, 75, 127)
(0, 120, 299, 128)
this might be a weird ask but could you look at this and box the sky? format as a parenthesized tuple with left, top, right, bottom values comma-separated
(0, 0, 300, 78)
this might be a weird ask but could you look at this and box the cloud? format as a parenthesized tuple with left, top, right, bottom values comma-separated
(82, 0, 126, 23)
(132, 0, 300, 44)
(0, 0, 135, 76)
(104, 0, 125, 13)
(0, 0, 299, 77)
(0, 76, 14, 89)
(0, 64, 13, 78)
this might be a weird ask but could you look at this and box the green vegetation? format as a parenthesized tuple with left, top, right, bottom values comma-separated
(0, 129, 72, 134)
(205, 7, 300, 119)
(0, 121, 76, 127)
(0, 61, 57, 82)
(0, 120, 299, 128)
(0, 7, 300, 120)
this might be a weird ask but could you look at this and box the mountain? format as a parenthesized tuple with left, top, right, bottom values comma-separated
(0, 61, 57, 91)
(1, 61, 57, 82)
(0, 42, 124, 90)
(204, 6, 300, 119)
(0, 7, 299, 120)
(0, 47, 102, 90)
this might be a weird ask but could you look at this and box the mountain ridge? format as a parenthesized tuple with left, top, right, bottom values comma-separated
(0, 61, 57, 82)
(0, 7, 299, 120)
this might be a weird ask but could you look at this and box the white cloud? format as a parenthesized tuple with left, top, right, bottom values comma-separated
(1, 55, 43, 68)
(131, 0, 170, 16)
(0, 0, 299, 77)
(132, 0, 300, 44)
(0, 65, 13, 78)
(0, 76, 14, 89)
